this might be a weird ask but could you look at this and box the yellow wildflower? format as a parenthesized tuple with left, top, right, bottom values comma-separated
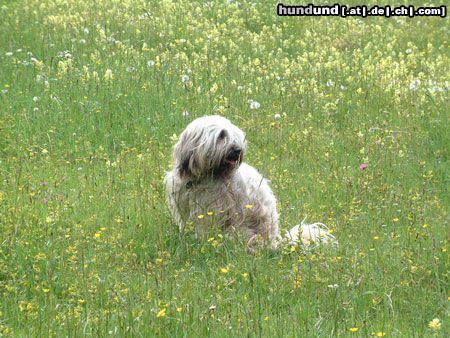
(156, 308, 166, 318)
(104, 69, 113, 81)
(428, 318, 441, 330)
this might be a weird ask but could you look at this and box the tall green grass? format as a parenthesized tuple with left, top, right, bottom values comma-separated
(0, 0, 448, 336)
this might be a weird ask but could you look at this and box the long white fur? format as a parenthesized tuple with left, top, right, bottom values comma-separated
(165, 115, 337, 249)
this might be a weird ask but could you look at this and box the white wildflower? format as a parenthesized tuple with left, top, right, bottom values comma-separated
(409, 79, 421, 91)
(249, 100, 260, 110)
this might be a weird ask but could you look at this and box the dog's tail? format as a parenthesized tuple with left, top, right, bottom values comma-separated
(284, 216, 338, 247)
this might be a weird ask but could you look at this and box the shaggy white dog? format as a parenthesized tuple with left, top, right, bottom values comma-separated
(165, 115, 336, 249)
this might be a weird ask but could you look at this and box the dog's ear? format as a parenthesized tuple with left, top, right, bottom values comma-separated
(174, 132, 195, 178)
(218, 129, 227, 140)
(177, 150, 194, 178)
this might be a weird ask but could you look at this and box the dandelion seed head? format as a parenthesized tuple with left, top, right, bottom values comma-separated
(181, 74, 190, 84)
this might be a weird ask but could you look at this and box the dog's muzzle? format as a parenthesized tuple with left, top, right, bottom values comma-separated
(226, 147, 242, 165)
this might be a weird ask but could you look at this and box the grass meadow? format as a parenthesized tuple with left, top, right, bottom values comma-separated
(0, 0, 448, 336)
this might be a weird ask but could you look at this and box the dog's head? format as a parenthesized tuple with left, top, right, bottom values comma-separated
(173, 115, 246, 180)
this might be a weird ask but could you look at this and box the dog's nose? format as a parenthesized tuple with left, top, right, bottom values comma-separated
(231, 147, 241, 156)
(227, 147, 242, 161)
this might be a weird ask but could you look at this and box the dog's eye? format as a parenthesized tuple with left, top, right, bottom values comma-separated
(218, 129, 227, 140)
